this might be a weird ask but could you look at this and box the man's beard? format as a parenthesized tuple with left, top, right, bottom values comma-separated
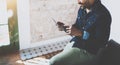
(79, 3, 92, 9)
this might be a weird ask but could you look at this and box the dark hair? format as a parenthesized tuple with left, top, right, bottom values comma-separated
(95, 0, 101, 3)
(96, 0, 101, 2)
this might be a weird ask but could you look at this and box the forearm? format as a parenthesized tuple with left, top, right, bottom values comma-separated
(69, 26, 83, 37)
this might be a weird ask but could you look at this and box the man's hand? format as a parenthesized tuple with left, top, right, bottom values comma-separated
(66, 26, 82, 37)
(57, 21, 82, 37)
(57, 21, 65, 31)
(57, 21, 69, 32)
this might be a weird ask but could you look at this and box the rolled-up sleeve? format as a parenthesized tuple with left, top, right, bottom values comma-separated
(82, 31, 90, 40)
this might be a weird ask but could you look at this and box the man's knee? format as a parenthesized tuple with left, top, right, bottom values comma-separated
(49, 48, 80, 65)
(49, 57, 63, 65)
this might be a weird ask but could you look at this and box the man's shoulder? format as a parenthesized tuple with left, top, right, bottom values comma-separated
(94, 4, 111, 17)
(93, 4, 112, 24)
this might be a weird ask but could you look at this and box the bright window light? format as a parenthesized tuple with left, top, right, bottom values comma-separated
(7, 9, 14, 18)
(0, 0, 10, 46)
(0, 0, 8, 24)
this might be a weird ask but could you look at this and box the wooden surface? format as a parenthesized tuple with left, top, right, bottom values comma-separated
(0, 50, 62, 65)
(0, 51, 24, 65)
(23, 50, 62, 65)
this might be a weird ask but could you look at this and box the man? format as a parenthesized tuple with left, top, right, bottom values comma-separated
(49, 0, 112, 65)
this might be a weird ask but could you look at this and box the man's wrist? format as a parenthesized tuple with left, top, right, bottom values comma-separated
(78, 31, 83, 37)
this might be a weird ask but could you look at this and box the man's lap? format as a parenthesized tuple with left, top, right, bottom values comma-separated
(49, 43, 96, 65)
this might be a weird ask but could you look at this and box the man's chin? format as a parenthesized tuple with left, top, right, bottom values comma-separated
(80, 5, 85, 7)
(78, 3, 84, 6)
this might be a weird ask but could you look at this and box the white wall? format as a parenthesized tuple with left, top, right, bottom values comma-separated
(102, 0, 120, 43)
(17, 0, 31, 49)
(17, 0, 79, 50)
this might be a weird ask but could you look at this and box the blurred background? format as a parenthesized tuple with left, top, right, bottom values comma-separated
(0, 0, 19, 54)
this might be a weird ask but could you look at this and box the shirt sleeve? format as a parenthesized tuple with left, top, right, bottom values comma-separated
(87, 14, 111, 48)
(82, 31, 90, 40)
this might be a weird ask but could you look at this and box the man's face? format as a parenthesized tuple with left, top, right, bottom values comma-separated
(78, 0, 95, 8)
(78, 0, 86, 4)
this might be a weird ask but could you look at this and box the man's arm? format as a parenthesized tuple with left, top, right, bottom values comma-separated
(86, 14, 111, 50)
(68, 25, 82, 36)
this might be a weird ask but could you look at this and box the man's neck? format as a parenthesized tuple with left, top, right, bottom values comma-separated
(86, 8, 91, 13)
(80, 6, 92, 14)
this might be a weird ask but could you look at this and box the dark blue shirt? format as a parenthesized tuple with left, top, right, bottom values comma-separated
(71, 1, 112, 54)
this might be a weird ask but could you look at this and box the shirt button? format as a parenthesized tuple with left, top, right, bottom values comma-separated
(84, 50, 87, 54)
(88, 22, 91, 24)
(82, 27, 84, 29)
(78, 17, 80, 19)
